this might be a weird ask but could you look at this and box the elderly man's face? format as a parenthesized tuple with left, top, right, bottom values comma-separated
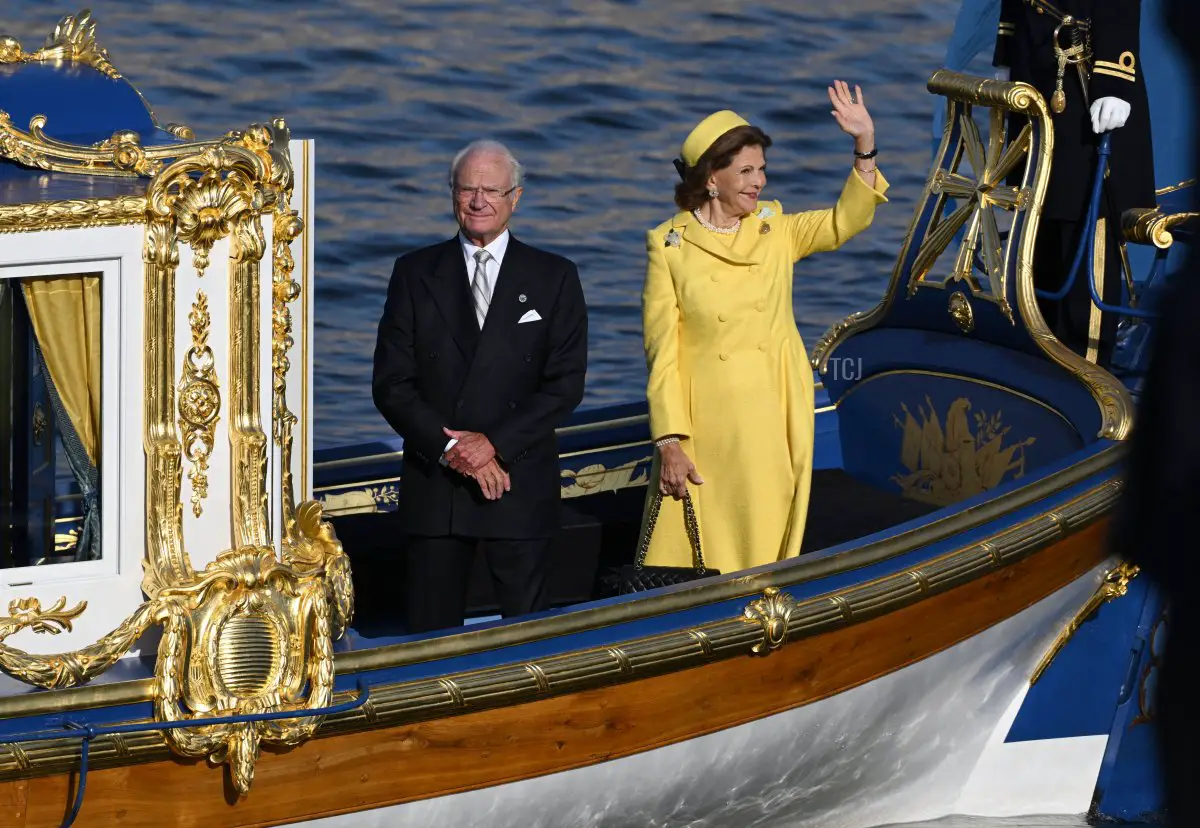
(452, 151, 522, 246)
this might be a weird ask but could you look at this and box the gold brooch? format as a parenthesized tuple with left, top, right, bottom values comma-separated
(759, 223, 771, 235)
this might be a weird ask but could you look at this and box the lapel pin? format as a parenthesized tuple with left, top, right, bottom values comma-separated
(519, 294, 527, 303)
(665, 229, 681, 247)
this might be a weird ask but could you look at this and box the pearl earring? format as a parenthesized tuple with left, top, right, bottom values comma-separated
(708, 188, 719, 198)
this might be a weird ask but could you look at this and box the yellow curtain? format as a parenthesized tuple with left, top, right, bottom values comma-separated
(21, 275, 102, 466)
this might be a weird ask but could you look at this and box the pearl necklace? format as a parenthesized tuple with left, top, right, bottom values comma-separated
(692, 209, 740, 234)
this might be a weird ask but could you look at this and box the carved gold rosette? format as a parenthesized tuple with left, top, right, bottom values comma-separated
(0, 105, 353, 794)
(179, 291, 220, 518)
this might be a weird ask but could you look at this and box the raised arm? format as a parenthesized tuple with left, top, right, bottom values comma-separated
(783, 169, 889, 262)
(784, 80, 891, 262)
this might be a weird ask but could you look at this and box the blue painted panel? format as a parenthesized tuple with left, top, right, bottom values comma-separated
(837, 370, 1083, 499)
(1091, 586, 1169, 822)
(0, 161, 149, 205)
(0, 63, 158, 145)
(1005, 575, 1150, 743)
(821, 328, 1102, 441)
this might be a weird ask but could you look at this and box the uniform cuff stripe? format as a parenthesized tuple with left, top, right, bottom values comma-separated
(1094, 66, 1136, 82)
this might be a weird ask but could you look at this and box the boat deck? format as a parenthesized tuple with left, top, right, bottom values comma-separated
(340, 467, 941, 634)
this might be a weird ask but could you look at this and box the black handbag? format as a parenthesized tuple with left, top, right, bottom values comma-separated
(602, 489, 718, 595)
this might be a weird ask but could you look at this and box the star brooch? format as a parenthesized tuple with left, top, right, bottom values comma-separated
(665, 229, 681, 247)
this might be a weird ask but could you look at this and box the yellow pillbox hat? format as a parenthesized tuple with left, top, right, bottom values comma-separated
(680, 110, 750, 168)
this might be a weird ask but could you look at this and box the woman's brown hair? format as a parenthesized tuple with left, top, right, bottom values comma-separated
(674, 125, 773, 212)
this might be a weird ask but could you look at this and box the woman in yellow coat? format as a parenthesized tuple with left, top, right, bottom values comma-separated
(639, 81, 889, 574)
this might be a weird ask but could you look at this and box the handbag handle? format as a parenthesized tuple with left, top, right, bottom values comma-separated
(634, 489, 707, 574)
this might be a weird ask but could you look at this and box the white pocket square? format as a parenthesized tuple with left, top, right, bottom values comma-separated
(518, 309, 542, 323)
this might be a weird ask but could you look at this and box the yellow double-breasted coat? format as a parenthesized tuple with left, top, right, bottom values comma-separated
(639, 167, 889, 574)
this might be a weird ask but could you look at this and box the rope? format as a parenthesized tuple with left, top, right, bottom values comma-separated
(1035, 134, 1158, 319)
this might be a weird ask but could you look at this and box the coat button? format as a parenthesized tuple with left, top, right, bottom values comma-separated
(429, 351, 439, 360)
(524, 353, 532, 363)
(455, 399, 464, 409)
(719, 353, 729, 361)
(756, 302, 765, 312)
(718, 313, 727, 322)
(758, 341, 768, 351)
(509, 401, 517, 410)
(711, 275, 720, 282)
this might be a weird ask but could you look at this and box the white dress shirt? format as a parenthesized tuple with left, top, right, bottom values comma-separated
(442, 229, 511, 461)
(459, 228, 509, 300)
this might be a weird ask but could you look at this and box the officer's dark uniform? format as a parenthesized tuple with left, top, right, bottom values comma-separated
(993, 0, 1157, 366)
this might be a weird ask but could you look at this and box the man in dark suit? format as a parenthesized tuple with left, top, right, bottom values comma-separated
(372, 139, 588, 633)
(993, 0, 1157, 367)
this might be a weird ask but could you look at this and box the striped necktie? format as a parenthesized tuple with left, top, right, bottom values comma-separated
(471, 248, 493, 329)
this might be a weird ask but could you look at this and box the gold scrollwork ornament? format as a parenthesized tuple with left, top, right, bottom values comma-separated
(744, 587, 797, 655)
(178, 291, 220, 518)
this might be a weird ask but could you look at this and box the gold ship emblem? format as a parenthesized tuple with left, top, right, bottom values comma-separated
(891, 396, 1036, 507)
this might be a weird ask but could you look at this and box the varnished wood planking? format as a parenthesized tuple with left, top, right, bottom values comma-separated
(0, 778, 28, 825)
(7, 519, 1110, 827)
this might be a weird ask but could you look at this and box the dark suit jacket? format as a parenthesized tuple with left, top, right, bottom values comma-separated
(372, 234, 588, 539)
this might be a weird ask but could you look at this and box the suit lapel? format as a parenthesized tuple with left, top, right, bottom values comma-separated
(423, 238, 480, 359)
(476, 236, 535, 357)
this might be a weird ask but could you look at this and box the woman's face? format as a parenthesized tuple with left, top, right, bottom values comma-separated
(708, 145, 766, 216)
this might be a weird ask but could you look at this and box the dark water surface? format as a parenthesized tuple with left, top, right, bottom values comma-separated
(6, 0, 997, 449)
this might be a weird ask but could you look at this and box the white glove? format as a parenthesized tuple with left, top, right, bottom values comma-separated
(1091, 97, 1131, 133)
(994, 67, 1011, 82)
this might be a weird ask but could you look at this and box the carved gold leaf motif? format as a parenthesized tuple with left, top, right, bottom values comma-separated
(0, 9, 121, 79)
(744, 587, 797, 655)
(0, 596, 87, 638)
(178, 291, 220, 518)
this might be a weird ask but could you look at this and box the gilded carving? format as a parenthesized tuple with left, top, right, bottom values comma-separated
(905, 106, 1022, 323)
(1122, 205, 1199, 250)
(1030, 561, 1139, 684)
(744, 587, 797, 655)
(891, 396, 1036, 507)
(0, 597, 87, 638)
(178, 291, 220, 518)
(0, 196, 147, 235)
(272, 199, 304, 546)
(0, 110, 221, 179)
(0, 10, 121, 78)
(174, 169, 256, 277)
(154, 539, 347, 794)
(948, 290, 975, 333)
